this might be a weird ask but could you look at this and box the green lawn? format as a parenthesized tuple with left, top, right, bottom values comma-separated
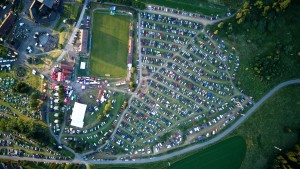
(168, 136, 246, 169)
(22, 67, 43, 92)
(231, 85, 300, 169)
(90, 12, 129, 77)
(143, 0, 243, 15)
(83, 93, 130, 128)
(54, 17, 64, 31)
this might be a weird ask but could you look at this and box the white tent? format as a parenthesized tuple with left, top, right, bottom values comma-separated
(80, 62, 86, 69)
(70, 102, 87, 128)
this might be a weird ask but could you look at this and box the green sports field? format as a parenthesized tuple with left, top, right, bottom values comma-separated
(91, 12, 129, 77)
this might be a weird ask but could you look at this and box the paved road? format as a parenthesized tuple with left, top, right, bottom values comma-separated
(56, 4, 87, 62)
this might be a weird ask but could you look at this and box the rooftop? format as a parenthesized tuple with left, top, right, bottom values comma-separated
(37, 0, 54, 8)
(0, 11, 17, 35)
(70, 102, 87, 128)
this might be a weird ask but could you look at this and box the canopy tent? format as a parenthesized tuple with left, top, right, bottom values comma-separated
(70, 102, 87, 128)
(80, 62, 86, 69)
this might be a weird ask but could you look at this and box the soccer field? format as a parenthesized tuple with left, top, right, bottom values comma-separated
(90, 12, 130, 77)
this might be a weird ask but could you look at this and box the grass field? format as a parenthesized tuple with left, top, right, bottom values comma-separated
(54, 17, 64, 31)
(230, 85, 300, 169)
(143, 0, 243, 15)
(23, 67, 43, 92)
(168, 136, 246, 169)
(90, 12, 129, 77)
(83, 93, 130, 129)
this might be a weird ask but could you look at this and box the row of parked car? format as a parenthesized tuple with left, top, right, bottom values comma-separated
(147, 5, 232, 20)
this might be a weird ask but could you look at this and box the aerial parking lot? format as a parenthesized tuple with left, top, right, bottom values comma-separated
(1, 0, 299, 167)
(83, 11, 252, 160)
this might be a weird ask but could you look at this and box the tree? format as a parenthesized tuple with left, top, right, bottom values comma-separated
(103, 100, 112, 114)
(0, 118, 7, 131)
(130, 67, 135, 74)
(129, 81, 134, 88)
(236, 1, 250, 24)
(254, 0, 263, 9)
(263, 6, 270, 16)
(97, 114, 102, 121)
(58, 85, 64, 100)
(15, 82, 31, 93)
(30, 92, 39, 110)
(273, 0, 291, 12)
(217, 22, 224, 29)
(122, 101, 128, 109)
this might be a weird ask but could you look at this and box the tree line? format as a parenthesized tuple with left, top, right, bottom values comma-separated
(0, 118, 51, 146)
(213, 0, 299, 82)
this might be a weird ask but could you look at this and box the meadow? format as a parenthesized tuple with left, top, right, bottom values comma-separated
(168, 136, 246, 169)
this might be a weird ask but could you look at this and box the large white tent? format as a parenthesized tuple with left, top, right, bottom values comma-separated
(80, 62, 86, 69)
(70, 102, 87, 128)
